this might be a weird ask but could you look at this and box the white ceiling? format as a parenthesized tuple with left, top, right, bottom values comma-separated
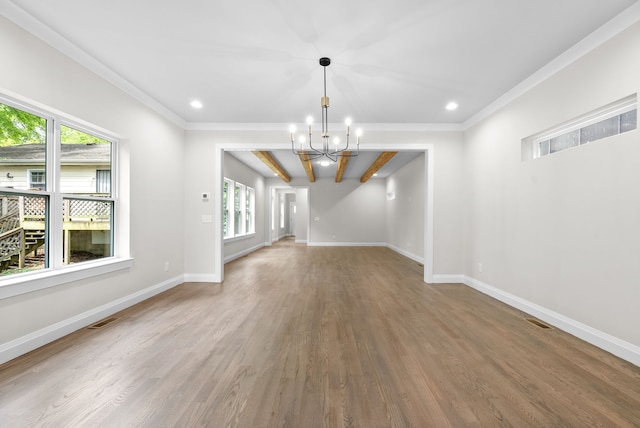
(2, 0, 639, 179)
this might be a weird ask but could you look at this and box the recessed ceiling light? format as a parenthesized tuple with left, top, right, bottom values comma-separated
(190, 100, 203, 109)
(445, 101, 458, 111)
(320, 161, 331, 167)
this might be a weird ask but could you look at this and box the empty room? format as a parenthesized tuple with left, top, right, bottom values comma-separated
(1, 0, 640, 426)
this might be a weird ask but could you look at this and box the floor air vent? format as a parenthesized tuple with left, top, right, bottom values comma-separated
(526, 318, 552, 330)
(88, 317, 119, 329)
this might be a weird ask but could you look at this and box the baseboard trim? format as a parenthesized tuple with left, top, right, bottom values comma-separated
(385, 244, 424, 264)
(224, 243, 265, 264)
(430, 274, 464, 284)
(183, 273, 219, 283)
(308, 242, 386, 247)
(0, 275, 184, 366)
(463, 275, 640, 367)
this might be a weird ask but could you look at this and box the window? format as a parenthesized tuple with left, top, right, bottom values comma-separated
(222, 177, 254, 240)
(528, 95, 637, 159)
(0, 98, 116, 278)
(245, 187, 255, 234)
(28, 170, 45, 190)
(234, 182, 245, 236)
(223, 179, 231, 238)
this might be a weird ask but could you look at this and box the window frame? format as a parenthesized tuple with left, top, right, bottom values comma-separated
(223, 177, 255, 241)
(0, 94, 131, 300)
(530, 95, 637, 159)
(223, 178, 232, 238)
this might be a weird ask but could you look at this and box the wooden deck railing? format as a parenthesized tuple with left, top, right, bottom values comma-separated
(0, 195, 112, 271)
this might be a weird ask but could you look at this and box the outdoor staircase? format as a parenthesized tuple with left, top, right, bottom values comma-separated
(0, 209, 46, 271)
(0, 229, 45, 271)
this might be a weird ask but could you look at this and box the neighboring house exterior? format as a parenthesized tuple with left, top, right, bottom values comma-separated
(0, 143, 111, 194)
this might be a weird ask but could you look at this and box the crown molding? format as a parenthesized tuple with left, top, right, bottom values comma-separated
(0, 0, 187, 128)
(184, 122, 464, 132)
(463, 1, 640, 130)
(3, 0, 639, 133)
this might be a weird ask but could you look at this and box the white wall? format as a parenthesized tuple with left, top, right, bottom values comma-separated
(463, 21, 640, 349)
(0, 17, 185, 353)
(222, 152, 266, 261)
(307, 178, 386, 245)
(386, 154, 425, 261)
(294, 188, 309, 243)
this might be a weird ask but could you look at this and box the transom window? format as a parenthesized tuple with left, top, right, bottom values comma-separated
(528, 95, 637, 159)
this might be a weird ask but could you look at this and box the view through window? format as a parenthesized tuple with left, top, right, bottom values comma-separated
(0, 100, 115, 277)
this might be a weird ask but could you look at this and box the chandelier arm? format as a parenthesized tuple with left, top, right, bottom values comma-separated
(325, 152, 338, 163)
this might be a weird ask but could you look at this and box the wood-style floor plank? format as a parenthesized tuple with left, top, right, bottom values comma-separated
(1, 239, 640, 427)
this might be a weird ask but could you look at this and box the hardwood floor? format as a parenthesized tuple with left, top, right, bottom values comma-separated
(1, 239, 640, 427)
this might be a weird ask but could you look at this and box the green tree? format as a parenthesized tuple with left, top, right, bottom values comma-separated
(61, 125, 110, 145)
(0, 103, 46, 146)
(1, 103, 110, 146)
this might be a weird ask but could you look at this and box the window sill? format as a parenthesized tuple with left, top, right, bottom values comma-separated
(224, 233, 256, 244)
(0, 257, 134, 300)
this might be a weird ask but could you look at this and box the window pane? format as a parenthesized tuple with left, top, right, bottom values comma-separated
(539, 140, 550, 156)
(0, 103, 47, 191)
(246, 188, 254, 234)
(0, 193, 48, 276)
(550, 130, 579, 153)
(223, 181, 229, 237)
(234, 183, 244, 235)
(580, 116, 618, 144)
(60, 125, 111, 197)
(620, 109, 637, 133)
(63, 198, 112, 265)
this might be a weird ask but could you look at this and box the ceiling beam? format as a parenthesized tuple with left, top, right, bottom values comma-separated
(298, 151, 315, 182)
(360, 152, 398, 183)
(335, 152, 351, 183)
(252, 151, 291, 182)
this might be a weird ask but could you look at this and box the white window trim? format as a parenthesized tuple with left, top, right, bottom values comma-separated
(0, 93, 129, 299)
(0, 257, 133, 300)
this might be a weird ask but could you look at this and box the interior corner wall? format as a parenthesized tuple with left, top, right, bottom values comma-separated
(385, 153, 425, 261)
(462, 21, 640, 348)
(222, 152, 266, 261)
(0, 17, 185, 348)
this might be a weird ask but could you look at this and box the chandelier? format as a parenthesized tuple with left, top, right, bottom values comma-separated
(290, 57, 361, 162)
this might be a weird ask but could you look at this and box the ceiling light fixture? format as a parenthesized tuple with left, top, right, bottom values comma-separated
(290, 57, 361, 162)
(190, 100, 203, 109)
(445, 101, 458, 111)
